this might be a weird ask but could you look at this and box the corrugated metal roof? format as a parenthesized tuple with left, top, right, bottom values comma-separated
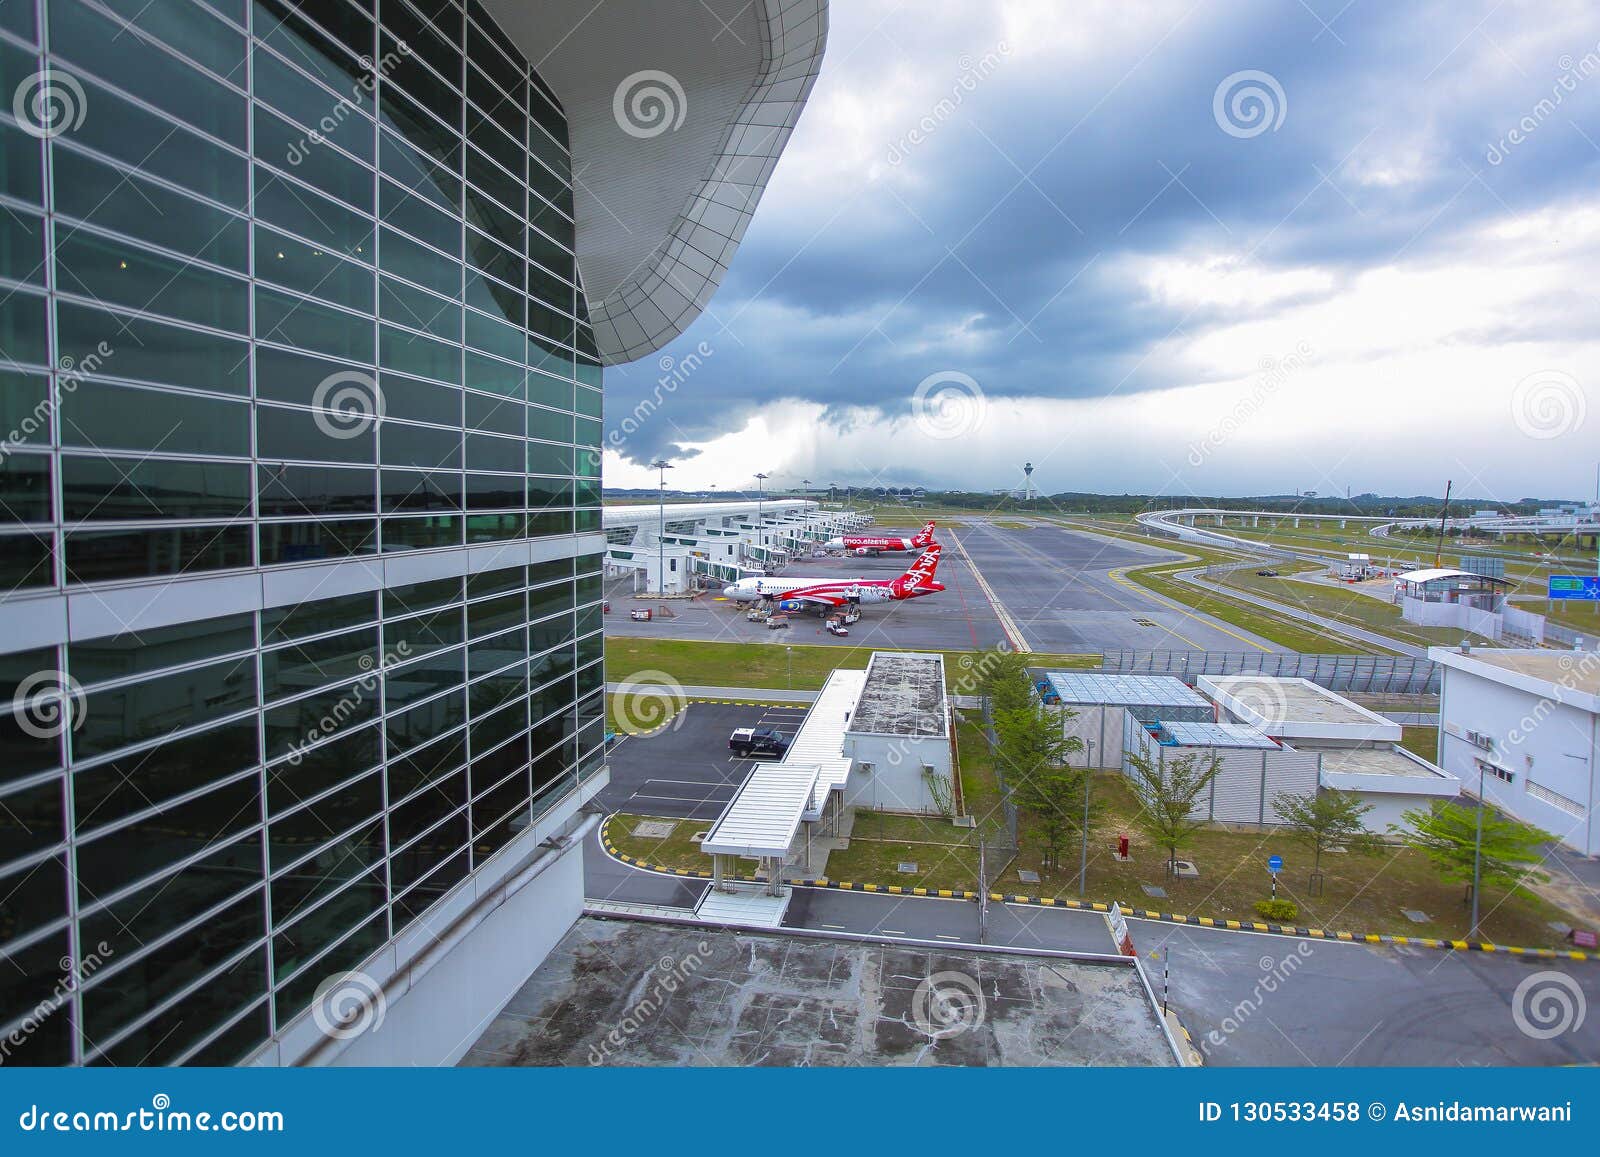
(701, 763, 820, 858)
(1161, 721, 1279, 749)
(1044, 672, 1210, 709)
(789, 668, 865, 817)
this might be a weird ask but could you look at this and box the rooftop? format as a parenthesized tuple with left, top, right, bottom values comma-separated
(464, 918, 1178, 1067)
(1430, 647, 1600, 708)
(1043, 672, 1212, 710)
(1160, 721, 1279, 749)
(700, 762, 820, 858)
(1199, 675, 1401, 741)
(1318, 746, 1448, 781)
(850, 652, 948, 737)
(1394, 568, 1509, 587)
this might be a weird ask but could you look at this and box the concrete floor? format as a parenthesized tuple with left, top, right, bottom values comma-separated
(461, 918, 1176, 1067)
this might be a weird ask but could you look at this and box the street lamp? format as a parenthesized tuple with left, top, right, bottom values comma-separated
(650, 459, 672, 594)
(755, 472, 769, 563)
(1081, 738, 1094, 897)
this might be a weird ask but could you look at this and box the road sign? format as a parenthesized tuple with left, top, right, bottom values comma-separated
(1547, 575, 1600, 601)
(1268, 854, 1283, 874)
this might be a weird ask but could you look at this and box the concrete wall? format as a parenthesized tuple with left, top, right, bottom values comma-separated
(1401, 596, 1502, 640)
(1437, 667, 1598, 855)
(844, 732, 954, 814)
(1122, 720, 1318, 825)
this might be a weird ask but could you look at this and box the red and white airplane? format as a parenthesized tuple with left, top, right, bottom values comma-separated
(722, 546, 944, 610)
(823, 521, 936, 556)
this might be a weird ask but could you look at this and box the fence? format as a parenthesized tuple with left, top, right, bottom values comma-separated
(1099, 650, 1440, 694)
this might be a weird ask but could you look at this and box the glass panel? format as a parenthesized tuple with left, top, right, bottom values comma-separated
(259, 463, 376, 517)
(49, 0, 246, 145)
(380, 275, 461, 342)
(0, 777, 65, 863)
(259, 517, 378, 564)
(267, 770, 382, 872)
(383, 647, 464, 709)
(377, 226, 459, 297)
(60, 380, 250, 457)
(378, 179, 460, 256)
(60, 455, 251, 521)
(0, 853, 67, 950)
(380, 513, 459, 551)
(73, 718, 259, 833)
(0, 207, 44, 285)
(256, 225, 375, 313)
(57, 302, 249, 395)
(261, 626, 377, 701)
(266, 724, 381, 816)
(0, 291, 47, 367)
(53, 148, 246, 271)
(378, 420, 460, 470)
(386, 730, 463, 803)
(0, 453, 49, 522)
(254, 166, 374, 260)
(256, 404, 376, 465)
(376, 67, 460, 169)
(254, 0, 374, 97)
(66, 74, 245, 204)
(383, 575, 461, 615)
(253, 43, 375, 164)
(75, 655, 257, 759)
(273, 911, 385, 1022)
(379, 126, 460, 212)
(383, 686, 464, 753)
(388, 771, 464, 848)
(92, 0, 246, 80)
(379, 467, 460, 512)
(464, 351, 521, 399)
(0, 529, 52, 591)
(92, 946, 267, 1067)
(75, 793, 260, 906)
(0, 116, 43, 206)
(54, 230, 247, 332)
(254, 104, 372, 212)
(464, 472, 521, 511)
(262, 590, 378, 643)
(70, 612, 255, 685)
(379, 372, 460, 426)
(263, 677, 379, 763)
(64, 524, 252, 584)
(256, 286, 375, 363)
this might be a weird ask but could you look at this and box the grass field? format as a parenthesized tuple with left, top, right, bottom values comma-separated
(603, 637, 1097, 691)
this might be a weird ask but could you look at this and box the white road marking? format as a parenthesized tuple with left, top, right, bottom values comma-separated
(881, 929, 906, 936)
(820, 923, 846, 930)
(935, 934, 962, 940)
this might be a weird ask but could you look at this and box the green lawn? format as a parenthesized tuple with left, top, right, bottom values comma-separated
(603, 637, 1096, 691)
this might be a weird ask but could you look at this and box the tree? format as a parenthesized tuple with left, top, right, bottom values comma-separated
(980, 649, 1033, 718)
(1395, 801, 1551, 926)
(1271, 788, 1383, 881)
(1126, 749, 1223, 874)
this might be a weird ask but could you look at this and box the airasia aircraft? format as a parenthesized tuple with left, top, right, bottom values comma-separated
(722, 546, 944, 610)
(823, 521, 936, 556)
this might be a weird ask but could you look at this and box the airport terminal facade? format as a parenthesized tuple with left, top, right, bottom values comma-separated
(0, 0, 825, 1065)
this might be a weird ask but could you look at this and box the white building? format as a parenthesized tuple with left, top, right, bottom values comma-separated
(843, 653, 954, 815)
(1431, 647, 1600, 855)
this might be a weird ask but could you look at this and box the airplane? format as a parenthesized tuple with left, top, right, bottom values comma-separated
(823, 520, 936, 556)
(722, 546, 944, 611)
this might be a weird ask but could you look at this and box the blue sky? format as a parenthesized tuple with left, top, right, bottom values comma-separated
(601, 0, 1600, 503)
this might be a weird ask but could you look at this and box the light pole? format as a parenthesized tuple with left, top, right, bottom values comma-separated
(1081, 738, 1094, 897)
(650, 459, 672, 594)
(1470, 757, 1485, 938)
(755, 472, 768, 566)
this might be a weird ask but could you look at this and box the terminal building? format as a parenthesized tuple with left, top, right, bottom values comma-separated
(0, 0, 826, 1066)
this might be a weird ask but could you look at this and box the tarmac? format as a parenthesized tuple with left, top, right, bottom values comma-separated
(603, 518, 1281, 655)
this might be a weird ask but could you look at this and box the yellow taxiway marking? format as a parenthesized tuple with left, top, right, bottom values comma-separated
(1107, 566, 1273, 652)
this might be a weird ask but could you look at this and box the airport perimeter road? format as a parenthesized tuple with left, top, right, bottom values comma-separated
(1131, 918, 1600, 1067)
(785, 888, 1121, 954)
(955, 520, 1283, 653)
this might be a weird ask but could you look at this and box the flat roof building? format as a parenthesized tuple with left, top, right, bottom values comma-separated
(844, 653, 953, 814)
(1430, 646, 1600, 855)
(1200, 675, 1402, 746)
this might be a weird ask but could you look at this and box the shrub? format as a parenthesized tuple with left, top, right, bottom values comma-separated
(1253, 898, 1299, 922)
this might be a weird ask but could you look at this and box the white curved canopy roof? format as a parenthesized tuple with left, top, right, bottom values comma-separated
(483, 0, 827, 366)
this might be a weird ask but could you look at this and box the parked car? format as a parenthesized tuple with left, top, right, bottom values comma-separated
(728, 727, 789, 757)
(1255, 569, 1279, 577)
(630, 608, 652, 621)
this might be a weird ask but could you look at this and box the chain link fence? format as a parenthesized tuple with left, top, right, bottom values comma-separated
(1100, 649, 1440, 694)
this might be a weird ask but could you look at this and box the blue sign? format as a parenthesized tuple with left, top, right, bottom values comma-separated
(1547, 575, 1600, 601)
(1268, 854, 1283, 874)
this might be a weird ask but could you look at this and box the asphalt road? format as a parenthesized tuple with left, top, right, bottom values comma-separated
(1130, 917, 1600, 1067)
(956, 520, 1283, 653)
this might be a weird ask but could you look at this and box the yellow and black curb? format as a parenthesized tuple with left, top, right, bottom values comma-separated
(601, 817, 1593, 962)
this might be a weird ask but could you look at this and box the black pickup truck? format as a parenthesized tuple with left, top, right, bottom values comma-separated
(728, 726, 789, 757)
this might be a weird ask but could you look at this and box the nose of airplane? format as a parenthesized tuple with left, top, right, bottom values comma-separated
(824, 538, 841, 549)
(722, 585, 738, 598)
